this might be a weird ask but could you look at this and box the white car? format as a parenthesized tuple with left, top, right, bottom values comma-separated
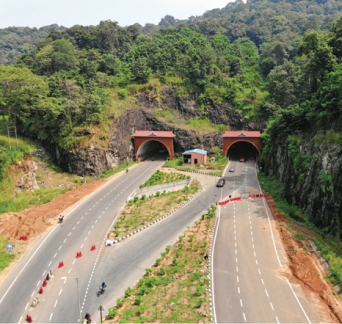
(105, 239, 115, 246)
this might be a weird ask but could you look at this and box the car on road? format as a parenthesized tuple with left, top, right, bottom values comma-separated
(240, 157, 245, 162)
(229, 167, 235, 172)
(216, 178, 226, 187)
(105, 239, 115, 246)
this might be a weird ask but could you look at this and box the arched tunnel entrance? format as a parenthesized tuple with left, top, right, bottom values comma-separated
(137, 140, 169, 161)
(227, 141, 259, 161)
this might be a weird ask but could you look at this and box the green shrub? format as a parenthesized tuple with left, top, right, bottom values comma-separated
(137, 305, 146, 315)
(195, 285, 205, 296)
(118, 89, 127, 99)
(196, 298, 206, 308)
(155, 258, 162, 266)
(134, 196, 139, 202)
(116, 298, 125, 307)
(135, 296, 143, 305)
(108, 307, 118, 318)
(158, 267, 166, 276)
(190, 272, 202, 282)
(125, 287, 132, 297)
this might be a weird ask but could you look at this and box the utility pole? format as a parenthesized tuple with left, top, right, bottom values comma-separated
(98, 305, 104, 322)
(7, 126, 18, 150)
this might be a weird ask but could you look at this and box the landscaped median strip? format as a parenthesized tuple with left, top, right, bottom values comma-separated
(104, 206, 217, 323)
(107, 181, 203, 245)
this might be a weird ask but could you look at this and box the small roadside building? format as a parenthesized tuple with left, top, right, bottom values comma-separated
(182, 149, 207, 165)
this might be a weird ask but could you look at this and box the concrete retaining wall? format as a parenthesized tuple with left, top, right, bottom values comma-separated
(129, 179, 191, 200)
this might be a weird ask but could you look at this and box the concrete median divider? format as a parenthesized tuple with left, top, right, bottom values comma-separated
(107, 184, 203, 246)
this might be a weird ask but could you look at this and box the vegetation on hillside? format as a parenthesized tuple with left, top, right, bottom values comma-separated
(0, 25, 65, 66)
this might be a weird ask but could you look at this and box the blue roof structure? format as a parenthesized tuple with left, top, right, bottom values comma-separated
(182, 149, 207, 155)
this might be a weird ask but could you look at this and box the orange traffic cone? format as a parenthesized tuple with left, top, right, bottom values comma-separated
(59, 261, 64, 268)
(91, 245, 96, 251)
(43, 279, 47, 287)
(26, 314, 33, 323)
(76, 251, 82, 258)
(39, 286, 43, 294)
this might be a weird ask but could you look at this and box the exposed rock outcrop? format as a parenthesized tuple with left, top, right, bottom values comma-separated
(11, 156, 39, 191)
(46, 86, 256, 176)
(263, 137, 342, 235)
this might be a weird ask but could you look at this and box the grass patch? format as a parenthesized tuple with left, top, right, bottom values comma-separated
(111, 180, 200, 240)
(0, 236, 15, 271)
(140, 170, 189, 188)
(106, 206, 216, 323)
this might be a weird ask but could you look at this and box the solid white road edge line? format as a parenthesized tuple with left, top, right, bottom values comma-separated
(255, 166, 311, 324)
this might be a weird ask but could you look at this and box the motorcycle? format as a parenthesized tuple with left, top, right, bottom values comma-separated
(58, 217, 64, 224)
(84, 313, 91, 323)
(97, 286, 105, 297)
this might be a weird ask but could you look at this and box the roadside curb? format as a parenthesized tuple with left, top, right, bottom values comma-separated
(108, 184, 203, 245)
(209, 209, 219, 323)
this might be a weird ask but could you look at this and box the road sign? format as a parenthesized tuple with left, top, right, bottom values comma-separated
(84, 180, 88, 184)
(6, 244, 13, 251)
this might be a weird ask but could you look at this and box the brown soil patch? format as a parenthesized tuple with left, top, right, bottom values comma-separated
(0, 179, 109, 239)
(266, 194, 342, 323)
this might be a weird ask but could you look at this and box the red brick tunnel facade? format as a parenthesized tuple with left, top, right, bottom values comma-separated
(223, 131, 261, 157)
(132, 131, 175, 160)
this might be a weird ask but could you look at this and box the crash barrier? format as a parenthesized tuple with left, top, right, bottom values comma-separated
(219, 194, 268, 206)
(128, 179, 191, 200)
(31, 296, 40, 307)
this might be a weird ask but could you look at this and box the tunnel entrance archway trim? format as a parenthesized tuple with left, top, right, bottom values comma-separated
(222, 131, 261, 157)
(132, 131, 175, 160)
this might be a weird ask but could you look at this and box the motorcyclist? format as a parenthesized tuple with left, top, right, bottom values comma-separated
(59, 215, 64, 223)
(84, 313, 91, 323)
(100, 282, 106, 293)
(126, 168, 129, 173)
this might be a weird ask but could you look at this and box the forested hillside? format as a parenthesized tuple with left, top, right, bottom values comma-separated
(0, 0, 342, 231)
(0, 24, 65, 65)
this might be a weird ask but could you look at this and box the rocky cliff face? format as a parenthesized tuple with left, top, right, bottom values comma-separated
(264, 137, 342, 235)
(47, 86, 259, 176)
(11, 155, 39, 191)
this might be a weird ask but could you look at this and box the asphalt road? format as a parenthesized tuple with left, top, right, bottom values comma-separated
(212, 160, 319, 323)
(0, 159, 165, 323)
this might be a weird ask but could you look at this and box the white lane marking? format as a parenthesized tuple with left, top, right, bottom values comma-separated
(261, 279, 264, 285)
(54, 300, 58, 308)
(236, 258, 238, 263)
(59, 289, 62, 295)
(238, 287, 240, 294)
(255, 260, 258, 265)
(254, 252, 256, 256)
(235, 250, 237, 254)
(237, 276, 239, 283)
(36, 280, 40, 286)
(253, 244, 255, 249)
(240, 299, 243, 307)
(73, 260, 76, 265)
(276, 316, 279, 324)
(73, 227, 76, 230)
(18, 316, 23, 324)
(77, 221, 80, 225)
(85, 237, 87, 241)
(49, 313, 53, 322)
(81, 216, 84, 219)
(42, 270, 46, 277)
(235, 243, 237, 247)
(59, 246, 62, 250)
(236, 266, 238, 272)
(258, 269, 261, 275)
(81, 244, 83, 248)
(88, 231, 91, 235)
(48, 261, 52, 266)
(243, 313, 246, 322)
(68, 232, 71, 236)
(95, 220, 98, 223)
(270, 302, 274, 310)
(252, 237, 253, 241)
(250, 226, 252, 229)
(92, 225, 94, 229)
(251, 231, 253, 236)
(234, 230, 236, 234)
(64, 239, 67, 243)
(53, 253, 57, 258)
(255, 169, 312, 323)
(25, 302, 29, 310)
(31, 291, 35, 297)
(265, 289, 269, 296)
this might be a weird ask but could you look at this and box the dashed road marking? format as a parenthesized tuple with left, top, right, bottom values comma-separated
(54, 300, 58, 308)
(240, 299, 243, 307)
(270, 302, 274, 310)
(49, 313, 53, 322)
(59, 289, 62, 295)
(265, 289, 269, 296)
